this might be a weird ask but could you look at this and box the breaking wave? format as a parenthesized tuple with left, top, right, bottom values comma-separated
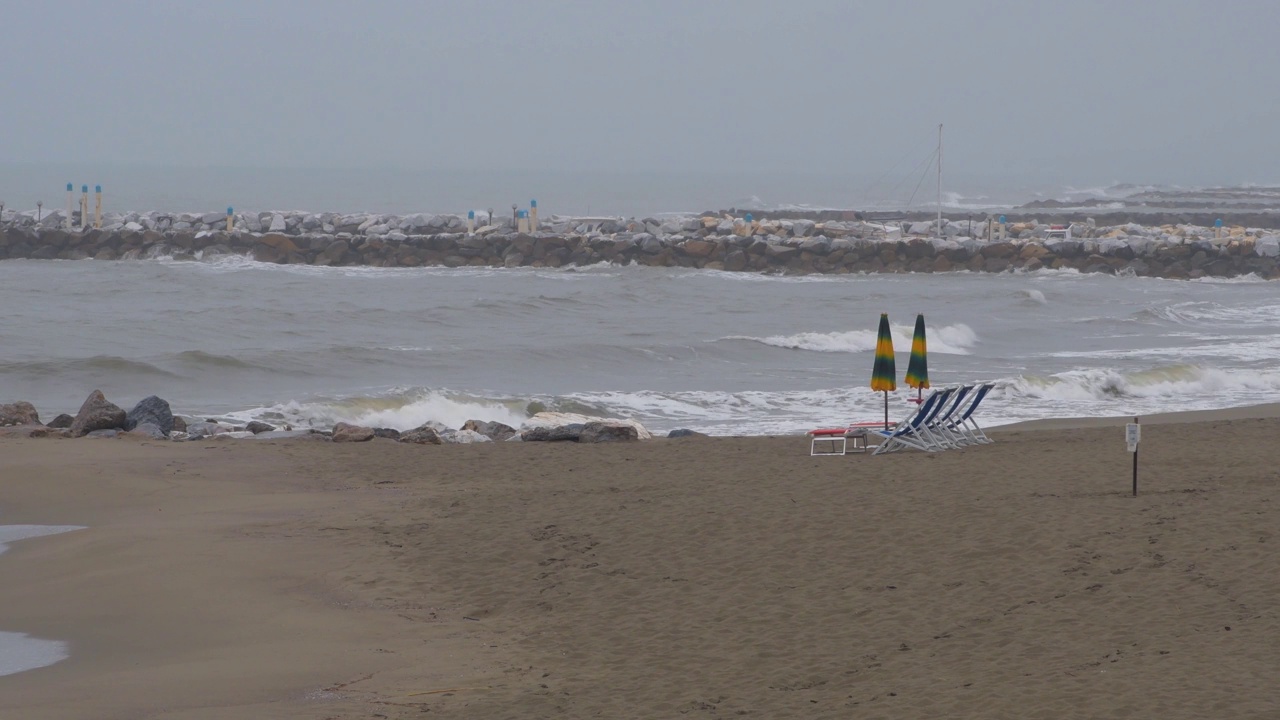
(723, 322, 978, 355)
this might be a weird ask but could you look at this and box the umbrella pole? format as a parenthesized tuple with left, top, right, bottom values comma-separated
(883, 391, 889, 431)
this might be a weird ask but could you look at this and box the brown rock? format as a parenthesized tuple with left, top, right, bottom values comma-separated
(681, 239, 718, 257)
(331, 422, 375, 443)
(68, 390, 127, 438)
(47, 413, 75, 429)
(0, 401, 40, 426)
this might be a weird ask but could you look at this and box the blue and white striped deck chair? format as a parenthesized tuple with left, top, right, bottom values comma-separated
(926, 384, 974, 448)
(942, 383, 995, 445)
(871, 387, 954, 455)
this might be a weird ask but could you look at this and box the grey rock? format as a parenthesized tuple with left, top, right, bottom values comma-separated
(269, 213, 287, 232)
(0, 401, 40, 427)
(443, 429, 492, 444)
(579, 422, 640, 443)
(201, 211, 225, 224)
(399, 425, 444, 445)
(47, 413, 75, 429)
(372, 427, 401, 440)
(124, 395, 174, 434)
(521, 423, 584, 442)
(461, 419, 517, 441)
(130, 422, 167, 439)
(245, 421, 276, 434)
(667, 428, 708, 438)
(86, 429, 120, 438)
(69, 390, 127, 437)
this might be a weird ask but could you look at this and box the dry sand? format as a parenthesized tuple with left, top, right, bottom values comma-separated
(1, 414, 1278, 719)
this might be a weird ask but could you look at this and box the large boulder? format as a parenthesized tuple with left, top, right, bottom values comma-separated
(579, 422, 640, 443)
(245, 421, 276, 434)
(331, 422, 375, 443)
(0, 401, 40, 427)
(522, 411, 652, 440)
(461, 419, 517, 441)
(399, 424, 444, 445)
(521, 424, 585, 442)
(68, 390, 127, 438)
(124, 395, 175, 434)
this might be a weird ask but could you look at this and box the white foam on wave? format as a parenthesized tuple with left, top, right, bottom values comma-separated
(1013, 288, 1048, 305)
(724, 322, 978, 355)
(1005, 364, 1280, 403)
(224, 388, 528, 432)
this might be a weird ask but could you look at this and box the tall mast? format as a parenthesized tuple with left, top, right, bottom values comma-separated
(936, 123, 943, 235)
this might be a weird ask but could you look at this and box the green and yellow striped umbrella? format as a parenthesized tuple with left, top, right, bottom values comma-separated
(905, 313, 930, 402)
(871, 313, 896, 429)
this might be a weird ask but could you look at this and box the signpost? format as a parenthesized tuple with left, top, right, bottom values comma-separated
(1126, 417, 1141, 496)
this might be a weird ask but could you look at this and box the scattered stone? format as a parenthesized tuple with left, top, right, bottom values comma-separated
(173, 416, 188, 433)
(85, 429, 120, 438)
(0, 401, 40, 426)
(47, 413, 75, 429)
(331, 422, 375, 443)
(69, 390, 127, 438)
(372, 427, 402, 440)
(245, 421, 276, 434)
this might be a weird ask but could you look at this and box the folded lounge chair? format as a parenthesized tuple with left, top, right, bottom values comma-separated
(939, 383, 995, 445)
(870, 387, 953, 455)
(924, 384, 973, 448)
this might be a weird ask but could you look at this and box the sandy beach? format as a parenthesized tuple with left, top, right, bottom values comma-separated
(2, 412, 1278, 719)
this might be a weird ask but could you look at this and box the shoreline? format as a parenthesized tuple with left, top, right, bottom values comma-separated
(2, 401, 1279, 717)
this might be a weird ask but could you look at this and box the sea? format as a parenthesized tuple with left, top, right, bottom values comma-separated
(2, 257, 1278, 437)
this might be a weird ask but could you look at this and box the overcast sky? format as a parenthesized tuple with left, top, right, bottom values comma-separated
(3, 0, 1277, 186)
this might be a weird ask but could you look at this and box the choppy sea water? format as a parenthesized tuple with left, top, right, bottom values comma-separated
(2, 258, 1278, 435)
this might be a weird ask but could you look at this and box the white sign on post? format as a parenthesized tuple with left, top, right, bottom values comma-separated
(1125, 423, 1141, 452)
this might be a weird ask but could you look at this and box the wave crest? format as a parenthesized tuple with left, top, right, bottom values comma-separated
(724, 322, 978, 355)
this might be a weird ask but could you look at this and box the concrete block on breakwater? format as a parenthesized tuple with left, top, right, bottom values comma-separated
(2, 209, 1279, 279)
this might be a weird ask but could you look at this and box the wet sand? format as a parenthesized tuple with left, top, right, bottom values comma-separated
(1, 413, 1278, 718)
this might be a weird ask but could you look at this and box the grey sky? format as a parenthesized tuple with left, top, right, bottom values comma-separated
(4, 0, 1278, 186)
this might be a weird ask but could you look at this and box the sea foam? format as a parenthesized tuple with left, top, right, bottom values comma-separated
(724, 322, 978, 355)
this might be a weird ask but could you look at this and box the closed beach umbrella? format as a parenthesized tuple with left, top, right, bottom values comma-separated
(905, 313, 930, 403)
(871, 313, 897, 429)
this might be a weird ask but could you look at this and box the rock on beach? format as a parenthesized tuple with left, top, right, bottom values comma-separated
(68, 390, 127, 438)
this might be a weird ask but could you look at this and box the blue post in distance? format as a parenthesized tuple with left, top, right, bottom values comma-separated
(227, 206, 234, 231)
(66, 183, 74, 228)
(467, 210, 476, 235)
(94, 185, 103, 228)
(530, 199, 538, 231)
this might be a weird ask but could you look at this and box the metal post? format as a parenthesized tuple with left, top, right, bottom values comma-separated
(511, 204, 518, 228)
(37, 201, 43, 222)
(487, 208, 494, 228)
(467, 210, 475, 235)
(94, 185, 102, 228)
(66, 183, 73, 229)
(530, 199, 538, 232)
(1132, 416, 1139, 497)
(226, 206, 234, 232)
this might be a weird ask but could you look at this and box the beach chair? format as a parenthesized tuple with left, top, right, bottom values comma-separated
(940, 383, 995, 445)
(870, 388, 952, 455)
(925, 384, 973, 448)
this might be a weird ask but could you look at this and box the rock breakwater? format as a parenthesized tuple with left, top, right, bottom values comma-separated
(3, 208, 1280, 279)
